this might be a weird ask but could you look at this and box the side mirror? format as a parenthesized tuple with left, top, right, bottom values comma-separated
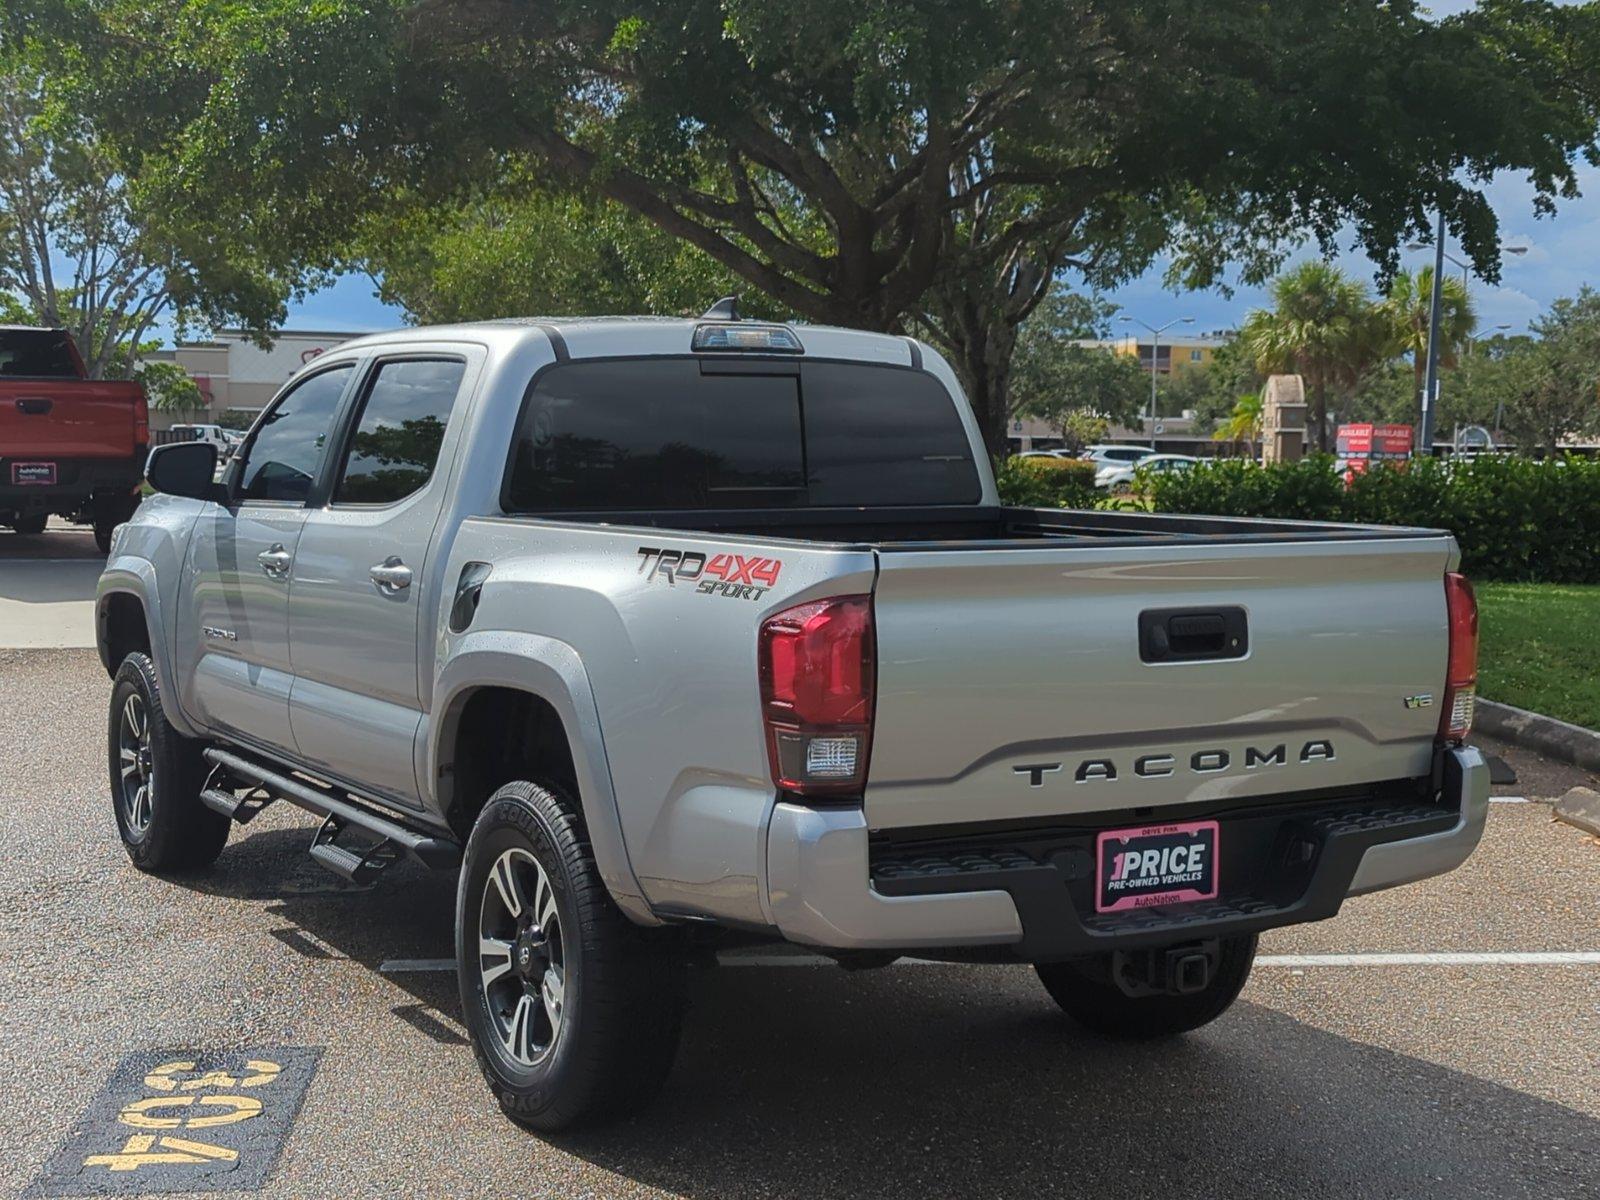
(146, 441, 225, 502)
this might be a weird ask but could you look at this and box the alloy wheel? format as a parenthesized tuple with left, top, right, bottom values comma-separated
(117, 693, 154, 836)
(477, 848, 565, 1066)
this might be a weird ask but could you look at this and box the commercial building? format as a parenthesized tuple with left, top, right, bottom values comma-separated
(1089, 332, 1232, 376)
(145, 328, 368, 429)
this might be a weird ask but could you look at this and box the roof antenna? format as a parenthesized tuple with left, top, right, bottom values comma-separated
(701, 295, 740, 321)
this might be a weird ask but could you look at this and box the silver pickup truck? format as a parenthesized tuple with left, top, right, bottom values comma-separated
(97, 311, 1488, 1131)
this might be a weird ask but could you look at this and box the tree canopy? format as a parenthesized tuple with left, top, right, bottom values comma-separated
(18, 0, 1600, 449)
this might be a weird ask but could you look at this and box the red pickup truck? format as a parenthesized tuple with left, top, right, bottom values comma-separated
(0, 327, 147, 551)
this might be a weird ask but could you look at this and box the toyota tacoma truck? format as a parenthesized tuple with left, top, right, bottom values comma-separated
(97, 309, 1488, 1131)
(2, 326, 147, 550)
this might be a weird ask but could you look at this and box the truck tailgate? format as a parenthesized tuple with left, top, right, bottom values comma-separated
(0, 380, 144, 460)
(865, 534, 1455, 830)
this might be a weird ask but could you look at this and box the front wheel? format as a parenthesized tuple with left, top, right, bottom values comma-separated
(1035, 934, 1257, 1038)
(456, 781, 684, 1132)
(108, 652, 230, 872)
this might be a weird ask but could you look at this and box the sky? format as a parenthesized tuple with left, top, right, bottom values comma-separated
(278, 1, 1598, 343)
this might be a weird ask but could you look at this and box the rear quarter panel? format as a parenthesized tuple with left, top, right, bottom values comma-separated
(435, 517, 876, 927)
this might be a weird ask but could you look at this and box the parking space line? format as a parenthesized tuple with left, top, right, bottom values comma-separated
(380, 958, 455, 973)
(1255, 952, 1600, 967)
(1490, 795, 1530, 803)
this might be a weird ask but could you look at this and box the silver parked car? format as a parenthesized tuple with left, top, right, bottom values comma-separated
(97, 311, 1488, 1130)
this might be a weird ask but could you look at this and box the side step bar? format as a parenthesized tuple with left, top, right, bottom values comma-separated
(201, 746, 462, 871)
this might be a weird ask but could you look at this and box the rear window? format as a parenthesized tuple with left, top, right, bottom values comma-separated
(0, 330, 80, 377)
(503, 358, 981, 512)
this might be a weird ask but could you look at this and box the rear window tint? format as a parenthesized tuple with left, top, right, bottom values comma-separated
(0, 330, 79, 377)
(504, 358, 980, 512)
(799, 362, 981, 506)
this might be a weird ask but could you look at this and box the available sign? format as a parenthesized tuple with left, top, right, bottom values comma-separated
(1335, 423, 1413, 461)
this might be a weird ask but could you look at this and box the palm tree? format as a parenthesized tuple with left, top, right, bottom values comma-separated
(1213, 392, 1264, 458)
(1380, 267, 1477, 433)
(1237, 262, 1380, 452)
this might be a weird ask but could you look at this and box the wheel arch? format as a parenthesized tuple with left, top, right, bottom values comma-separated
(431, 632, 656, 926)
(95, 562, 202, 739)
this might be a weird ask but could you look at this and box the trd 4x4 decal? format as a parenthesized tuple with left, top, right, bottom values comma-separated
(636, 546, 783, 602)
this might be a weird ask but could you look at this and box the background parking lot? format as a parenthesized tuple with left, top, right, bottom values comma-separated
(2, 538, 1596, 1199)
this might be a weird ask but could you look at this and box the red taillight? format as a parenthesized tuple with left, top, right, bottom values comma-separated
(1440, 572, 1478, 743)
(758, 596, 875, 797)
(133, 393, 149, 447)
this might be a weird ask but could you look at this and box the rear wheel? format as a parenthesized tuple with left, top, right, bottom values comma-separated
(457, 780, 684, 1132)
(1035, 935, 1257, 1038)
(108, 652, 229, 872)
(8, 513, 47, 535)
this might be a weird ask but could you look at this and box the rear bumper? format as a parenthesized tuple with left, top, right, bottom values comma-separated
(1, 455, 143, 516)
(764, 746, 1489, 957)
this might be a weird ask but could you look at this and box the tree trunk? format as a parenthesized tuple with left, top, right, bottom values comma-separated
(942, 306, 1019, 464)
(1309, 378, 1329, 453)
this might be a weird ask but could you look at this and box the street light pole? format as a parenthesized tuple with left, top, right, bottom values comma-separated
(1419, 210, 1448, 456)
(1119, 314, 1194, 449)
(1405, 238, 1527, 454)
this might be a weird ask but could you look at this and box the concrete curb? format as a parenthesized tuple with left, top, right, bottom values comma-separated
(1477, 699, 1600, 774)
(1555, 787, 1600, 838)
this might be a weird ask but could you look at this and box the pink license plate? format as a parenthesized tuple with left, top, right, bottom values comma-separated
(1095, 820, 1220, 913)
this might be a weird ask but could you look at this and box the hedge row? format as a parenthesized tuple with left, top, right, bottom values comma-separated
(1141, 455, 1600, 583)
(994, 455, 1099, 509)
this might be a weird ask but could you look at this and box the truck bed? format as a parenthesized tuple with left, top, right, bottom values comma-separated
(531, 503, 1439, 548)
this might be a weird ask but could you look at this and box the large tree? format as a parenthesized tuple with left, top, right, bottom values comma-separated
(26, 0, 1600, 450)
(1497, 290, 1600, 453)
(0, 70, 288, 376)
(1008, 287, 1147, 434)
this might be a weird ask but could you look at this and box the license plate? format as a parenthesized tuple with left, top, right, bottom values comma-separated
(10, 461, 56, 485)
(1095, 820, 1219, 913)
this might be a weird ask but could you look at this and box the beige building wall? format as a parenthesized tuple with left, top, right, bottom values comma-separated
(147, 329, 365, 429)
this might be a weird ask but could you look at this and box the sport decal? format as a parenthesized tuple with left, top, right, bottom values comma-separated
(636, 547, 783, 602)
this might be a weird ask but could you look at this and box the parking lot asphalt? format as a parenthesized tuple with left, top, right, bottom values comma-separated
(0, 523, 103, 650)
(1, 558, 1597, 1197)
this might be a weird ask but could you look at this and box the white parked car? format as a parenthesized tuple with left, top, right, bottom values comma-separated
(1097, 453, 1200, 492)
(1080, 443, 1158, 467)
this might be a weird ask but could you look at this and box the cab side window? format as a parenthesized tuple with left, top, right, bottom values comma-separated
(237, 366, 354, 503)
(333, 359, 465, 505)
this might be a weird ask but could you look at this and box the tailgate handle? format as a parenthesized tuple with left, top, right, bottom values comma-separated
(15, 396, 53, 415)
(1140, 607, 1248, 663)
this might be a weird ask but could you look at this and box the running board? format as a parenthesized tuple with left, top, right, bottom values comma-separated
(201, 746, 462, 870)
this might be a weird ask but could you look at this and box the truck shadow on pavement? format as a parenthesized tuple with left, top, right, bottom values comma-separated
(178, 823, 1597, 1200)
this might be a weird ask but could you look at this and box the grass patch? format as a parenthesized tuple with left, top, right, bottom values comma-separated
(1474, 582, 1600, 730)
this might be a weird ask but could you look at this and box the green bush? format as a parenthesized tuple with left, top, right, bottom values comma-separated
(1144, 454, 1600, 583)
(996, 455, 1099, 509)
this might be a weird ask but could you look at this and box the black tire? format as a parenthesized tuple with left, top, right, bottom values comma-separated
(8, 513, 47, 535)
(457, 780, 684, 1132)
(93, 493, 138, 554)
(108, 652, 229, 873)
(1035, 935, 1257, 1038)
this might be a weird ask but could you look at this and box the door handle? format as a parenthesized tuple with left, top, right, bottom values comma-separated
(257, 545, 292, 577)
(16, 396, 53, 415)
(370, 556, 413, 593)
